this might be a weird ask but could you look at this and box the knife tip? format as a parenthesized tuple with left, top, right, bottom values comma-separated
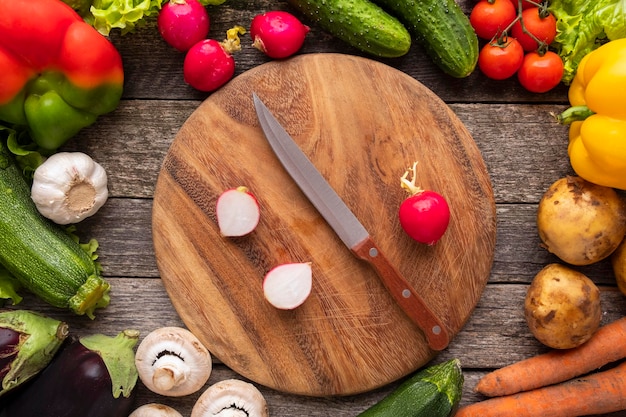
(251, 92, 268, 113)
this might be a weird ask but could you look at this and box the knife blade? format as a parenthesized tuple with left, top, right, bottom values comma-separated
(252, 93, 449, 351)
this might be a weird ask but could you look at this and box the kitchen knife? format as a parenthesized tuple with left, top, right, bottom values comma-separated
(252, 93, 450, 351)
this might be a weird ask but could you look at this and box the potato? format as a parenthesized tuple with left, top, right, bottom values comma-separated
(525, 263, 601, 349)
(537, 176, 626, 266)
(611, 238, 626, 296)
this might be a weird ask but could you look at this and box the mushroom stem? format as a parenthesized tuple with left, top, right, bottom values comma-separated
(152, 355, 189, 391)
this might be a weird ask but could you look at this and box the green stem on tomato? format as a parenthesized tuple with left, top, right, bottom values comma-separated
(493, 0, 549, 54)
(517, 1, 551, 55)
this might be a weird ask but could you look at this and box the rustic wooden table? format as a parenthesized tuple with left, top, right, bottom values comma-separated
(17, 0, 626, 415)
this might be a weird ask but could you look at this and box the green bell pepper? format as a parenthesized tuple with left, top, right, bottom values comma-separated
(0, 0, 124, 151)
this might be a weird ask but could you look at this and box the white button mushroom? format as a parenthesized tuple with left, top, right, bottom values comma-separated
(129, 403, 183, 417)
(135, 327, 212, 397)
(191, 379, 269, 417)
(30, 152, 108, 225)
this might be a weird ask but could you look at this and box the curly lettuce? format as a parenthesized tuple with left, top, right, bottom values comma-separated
(549, 0, 626, 84)
(87, 0, 164, 36)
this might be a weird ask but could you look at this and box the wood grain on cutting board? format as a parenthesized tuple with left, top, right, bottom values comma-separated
(152, 53, 496, 396)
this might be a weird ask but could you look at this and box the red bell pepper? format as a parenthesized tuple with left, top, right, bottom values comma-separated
(0, 0, 124, 151)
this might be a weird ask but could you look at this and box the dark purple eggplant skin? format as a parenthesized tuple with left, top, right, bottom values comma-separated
(0, 327, 20, 410)
(0, 338, 136, 417)
(0, 328, 20, 380)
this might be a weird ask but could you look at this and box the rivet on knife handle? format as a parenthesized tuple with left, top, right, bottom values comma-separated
(352, 237, 449, 351)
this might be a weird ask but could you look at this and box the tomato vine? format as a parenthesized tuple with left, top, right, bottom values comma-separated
(471, 0, 563, 92)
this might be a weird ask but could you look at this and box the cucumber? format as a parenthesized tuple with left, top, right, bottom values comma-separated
(371, 0, 478, 77)
(357, 359, 464, 417)
(287, 0, 412, 58)
(0, 139, 110, 318)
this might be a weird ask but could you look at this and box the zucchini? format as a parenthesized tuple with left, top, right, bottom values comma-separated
(357, 359, 464, 417)
(287, 0, 412, 58)
(0, 139, 110, 318)
(371, 0, 479, 77)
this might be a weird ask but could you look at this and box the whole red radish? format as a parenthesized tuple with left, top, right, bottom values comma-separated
(184, 26, 244, 92)
(216, 186, 260, 237)
(250, 11, 309, 59)
(398, 162, 450, 245)
(158, 0, 210, 52)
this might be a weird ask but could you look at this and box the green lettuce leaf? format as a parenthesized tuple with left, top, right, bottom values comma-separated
(0, 266, 23, 305)
(549, 0, 626, 84)
(88, 0, 165, 36)
(1, 125, 45, 180)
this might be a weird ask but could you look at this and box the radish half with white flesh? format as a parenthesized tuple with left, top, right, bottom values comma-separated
(263, 263, 312, 309)
(216, 186, 260, 237)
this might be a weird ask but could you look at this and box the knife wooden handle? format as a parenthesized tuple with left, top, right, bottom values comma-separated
(352, 236, 450, 351)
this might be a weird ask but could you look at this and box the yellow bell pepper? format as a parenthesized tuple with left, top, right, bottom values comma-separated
(557, 38, 626, 190)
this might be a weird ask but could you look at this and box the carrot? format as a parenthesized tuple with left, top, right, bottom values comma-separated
(475, 317, 626, 397)
(456, 360, 626, 417)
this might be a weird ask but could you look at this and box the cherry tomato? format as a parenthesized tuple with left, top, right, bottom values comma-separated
(470, 0, 517, 40)
(517, 51, 564, 93)
(478, 37, 525, 80)
(511, 7, 557, 51)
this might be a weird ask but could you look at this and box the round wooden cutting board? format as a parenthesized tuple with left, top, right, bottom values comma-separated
(152, 53, 496, 397)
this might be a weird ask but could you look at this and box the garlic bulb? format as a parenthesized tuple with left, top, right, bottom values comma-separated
(31, 152, 108, 225)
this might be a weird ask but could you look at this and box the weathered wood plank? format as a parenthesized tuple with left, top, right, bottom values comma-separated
(63, 100, 199, 197)
(65, 101, 573, 202)
(11, 280, 625, 415)
(15, 281, 623, 366)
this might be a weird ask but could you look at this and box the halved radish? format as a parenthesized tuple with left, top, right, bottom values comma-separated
(216, 186, 260, 237)
(263, 263, 312, 310)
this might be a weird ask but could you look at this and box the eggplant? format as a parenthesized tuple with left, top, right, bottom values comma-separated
(0, 310, 68, 397)
(1, 329, 140, 417)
